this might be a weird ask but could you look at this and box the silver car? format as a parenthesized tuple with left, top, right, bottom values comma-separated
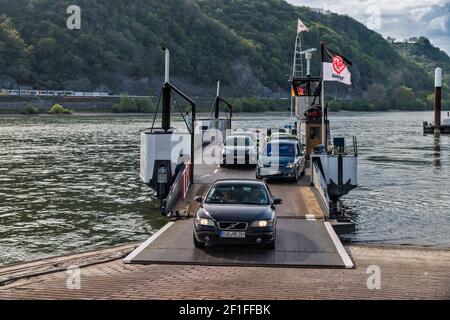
(221, 135, 257, 167)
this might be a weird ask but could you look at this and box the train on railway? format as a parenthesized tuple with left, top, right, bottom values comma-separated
(0, 89, 110, 97)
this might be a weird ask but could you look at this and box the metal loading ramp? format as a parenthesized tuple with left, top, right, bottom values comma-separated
(124, 218, 354, 269)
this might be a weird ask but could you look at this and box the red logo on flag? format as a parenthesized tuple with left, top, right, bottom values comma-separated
(332, 56, 346, 74)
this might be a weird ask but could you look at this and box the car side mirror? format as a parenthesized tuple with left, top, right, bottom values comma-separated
(194, 196, 203, 203)
(273, 198, 282, 205)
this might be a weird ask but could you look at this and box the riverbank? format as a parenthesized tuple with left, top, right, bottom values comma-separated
(1, 109, 449, 117)
(1, 95, 448, 114)
(0, 243, 448, 299)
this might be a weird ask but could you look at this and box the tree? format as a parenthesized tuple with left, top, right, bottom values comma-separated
(386, 36, 396, 43)
(366, 84, 386, 105)
(392, 86, 415, 109)
(0, 18, 31, 84)
(113, 95, 137, 113)
(0, 0, 438, 102)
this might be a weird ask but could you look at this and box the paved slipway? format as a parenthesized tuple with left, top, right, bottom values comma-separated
(0, 244, 448, 300)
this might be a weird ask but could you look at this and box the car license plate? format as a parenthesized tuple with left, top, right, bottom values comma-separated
(220, 231, 246, 238)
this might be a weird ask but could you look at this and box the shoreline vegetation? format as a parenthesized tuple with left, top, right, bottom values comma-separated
(20, 103, 73, 115)
(10, 92, 450, 115)
(1, 1, 449, 113)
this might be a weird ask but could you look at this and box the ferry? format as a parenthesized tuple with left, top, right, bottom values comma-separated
(126, 28, 359, 268)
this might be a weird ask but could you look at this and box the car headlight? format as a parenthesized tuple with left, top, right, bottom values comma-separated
(286, 162, 295, 168)
(195, 218, 214, 227)
(251, 220, 273, 228)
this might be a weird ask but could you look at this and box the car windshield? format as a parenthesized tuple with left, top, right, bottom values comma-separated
(224, 136, 252, 147)
(272, 134, 296, 140)
(205, 183, 270, 205)
(262, 143, 295, 157)
(271, 132, 288, 137)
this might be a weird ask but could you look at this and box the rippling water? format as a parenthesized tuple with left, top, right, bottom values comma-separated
(330, 112, 450, 247)
(0, 112, 449, 267)
(0, 115, 167, 267)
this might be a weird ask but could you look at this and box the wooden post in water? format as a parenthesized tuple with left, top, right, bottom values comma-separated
(434, 67, 442, 135)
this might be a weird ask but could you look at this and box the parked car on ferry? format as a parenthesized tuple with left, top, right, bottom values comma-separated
(268, 132, 298, 141)
(193, 179, 280, 250)
(256, 140, 306, 181)
(265, 128, 286, 141)
(220, 134, 257, 167)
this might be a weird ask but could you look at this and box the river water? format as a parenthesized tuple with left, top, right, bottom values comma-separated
(0, 112, 449, 267)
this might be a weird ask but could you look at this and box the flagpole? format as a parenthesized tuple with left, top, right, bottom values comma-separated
(291, 30, 299, 123)
(320, 42, 326, 147)
(321, 78, 325, 147)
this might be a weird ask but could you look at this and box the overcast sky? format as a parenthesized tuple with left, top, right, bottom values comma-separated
(287, 0, 450, 54)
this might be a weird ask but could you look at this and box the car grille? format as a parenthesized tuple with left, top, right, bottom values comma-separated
(218, 222, 248, 230)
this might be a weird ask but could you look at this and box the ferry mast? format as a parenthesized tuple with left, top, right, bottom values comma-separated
(291, 30, 305, 78)
(290, 23, 358, 223)
(290, 19, 310, 121)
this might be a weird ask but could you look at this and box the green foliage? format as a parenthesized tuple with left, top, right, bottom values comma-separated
(21, 103, 39, 114)
(231, 97, 290, 112)
(0, 0, 438, 101)
(366, 84, 386, 106)
(329, 86, 429, 112)
(48, 103, 72, 114)
(392, 86, 415, 109)
(112, 96, 156, 113)
(112, 96, 137, 113)
(0, 18, 31, 84)
(0, 0, 448, 113)
(329, 98, 377, 112)
(392, 37, 450, 110)
(136, 97, 156, 113)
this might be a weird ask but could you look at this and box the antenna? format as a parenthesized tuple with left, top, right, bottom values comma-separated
(299, 48, 317, 77)
(299, 48, 317, 54)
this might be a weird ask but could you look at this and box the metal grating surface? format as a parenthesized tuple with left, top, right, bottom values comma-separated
(125, 219, 351, 268)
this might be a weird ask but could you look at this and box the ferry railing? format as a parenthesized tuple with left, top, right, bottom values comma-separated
(337, 136, 358, 156)
(311, 158, 330, 213)
(352, 136, 358, 156)
(161, 162, 192, 215)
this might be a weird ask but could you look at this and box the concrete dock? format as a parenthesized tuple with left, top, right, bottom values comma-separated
(0, 244, 448, 299)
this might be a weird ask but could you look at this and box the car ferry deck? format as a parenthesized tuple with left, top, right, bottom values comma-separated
(123, 163, 353, 268)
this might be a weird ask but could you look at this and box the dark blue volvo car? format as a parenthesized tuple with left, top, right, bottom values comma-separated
(193, 180, 281, 250)
(256, 140, 306, 181)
